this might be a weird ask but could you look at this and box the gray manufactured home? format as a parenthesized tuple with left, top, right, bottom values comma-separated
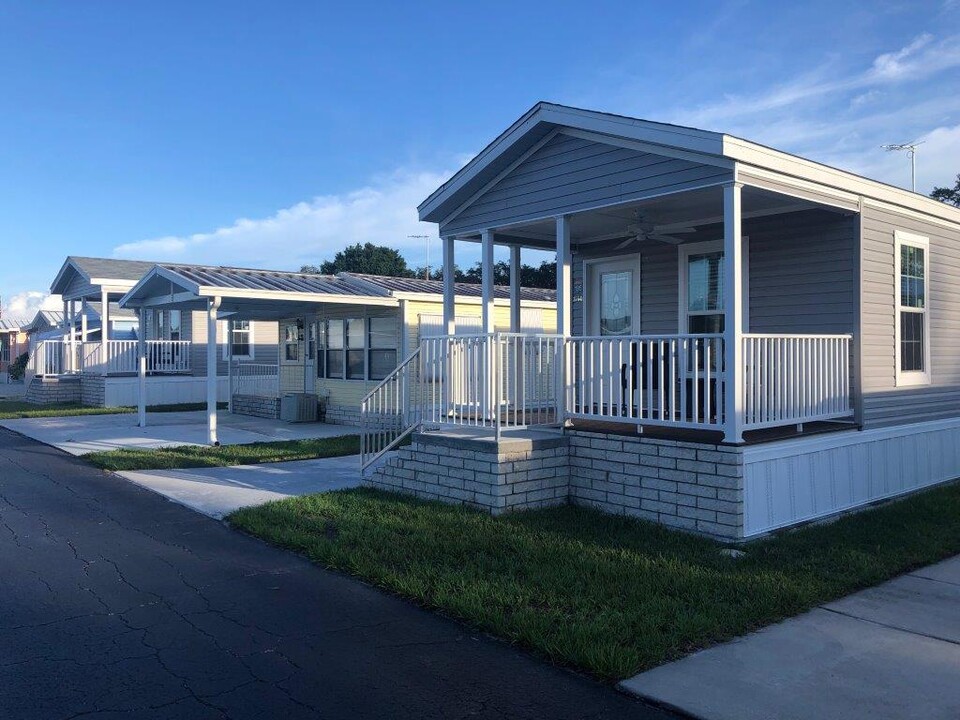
(362, 102, 960, 541)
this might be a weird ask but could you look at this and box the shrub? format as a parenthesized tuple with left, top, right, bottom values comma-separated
(8, 352, 29, 381)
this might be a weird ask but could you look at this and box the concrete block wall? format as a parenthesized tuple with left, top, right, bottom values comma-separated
(367, 433, 569, 513)
(25, 377, 82, 405)
(80, 376, 106, 407)
(324, 403, 361, 426)
(232, 394, 281, 419)
(566, 431, 744, 540)
(367, 427, 745, 540)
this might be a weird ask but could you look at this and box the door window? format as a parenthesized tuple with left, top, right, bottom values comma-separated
(599, 270, 633, 336)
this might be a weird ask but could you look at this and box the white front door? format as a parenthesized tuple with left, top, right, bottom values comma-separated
(586, 257, 640, 412)
(588, 258, 640, 336)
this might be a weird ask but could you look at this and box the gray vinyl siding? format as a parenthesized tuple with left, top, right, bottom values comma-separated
(572, 209, 855, 341)
(443, 133, 730, 235)
(61, 273, 97, 301)
(860, 205, 960, 429)
(189, 314, 279, 377)
(747, 211, 856, 334)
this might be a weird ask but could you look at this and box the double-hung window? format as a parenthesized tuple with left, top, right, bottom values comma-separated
(368, 317, 398, 380)
(686, 251, 725, 334)
(319, 317, 398, 381)
(230, 320, 252, 359)
(895, 231, 930, 386)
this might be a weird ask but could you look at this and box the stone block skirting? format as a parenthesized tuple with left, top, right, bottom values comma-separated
(323, 403, 360, 426)
(366, 432, 569, 514)
(25, 376, 82, 405)
(80, 375, 106, 407)
(232, 394, 281, 419)
(367, 429, 745, 540)
(566, 431, 743, 539)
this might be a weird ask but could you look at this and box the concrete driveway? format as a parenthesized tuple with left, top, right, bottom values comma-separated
(117, 455, 363, 518)
(621, 556, 960, 720)
(0, 410, 357, 455)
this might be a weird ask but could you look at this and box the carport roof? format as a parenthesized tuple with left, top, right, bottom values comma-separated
(120, 264, 557, 318)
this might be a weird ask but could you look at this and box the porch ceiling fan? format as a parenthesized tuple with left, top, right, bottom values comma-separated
(615, 213, 697, 249)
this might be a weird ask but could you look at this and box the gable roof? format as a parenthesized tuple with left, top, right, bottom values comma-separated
(0, 316, 30, 332)
(25, 310, 63, 332)
(419, 101, 960, 227)
(51, 256, 161, 295)
(121, 264, 557, 313)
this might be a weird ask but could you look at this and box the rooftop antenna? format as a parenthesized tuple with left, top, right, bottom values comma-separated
(881, 141, 924, 192)
(408, 234, 431, 280)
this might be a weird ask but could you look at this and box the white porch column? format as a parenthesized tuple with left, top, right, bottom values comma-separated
(509, 245, 521, 333)
(480, 229, 495, 334)
(206, 297, 222, 445)
(723, 182, 744, 444)
(137, 307, 147, 427)
(442, 236, 456, 336)
(100, 288, 110, 373)
(80, 299, 89, 342)
(68, 300, 77, 373)
(556, 216, 572, 336)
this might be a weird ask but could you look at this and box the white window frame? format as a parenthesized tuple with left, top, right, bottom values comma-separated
(221, 319, 254, 360)
(677, 238, 750, 333)
(894, 230, 931, 387)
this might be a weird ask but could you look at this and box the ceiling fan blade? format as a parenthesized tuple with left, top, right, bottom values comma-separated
(615, 235, 638, 250)
(647, 233, 686, 245)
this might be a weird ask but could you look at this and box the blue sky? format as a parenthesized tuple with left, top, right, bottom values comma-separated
(2, 1, 959, 317)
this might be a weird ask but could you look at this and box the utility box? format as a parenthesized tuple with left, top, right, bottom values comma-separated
(280, 393, 318, 423)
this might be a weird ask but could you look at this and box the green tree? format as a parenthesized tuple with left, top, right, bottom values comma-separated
(930, 174, 960, 207)
(301, 243, 414, 277)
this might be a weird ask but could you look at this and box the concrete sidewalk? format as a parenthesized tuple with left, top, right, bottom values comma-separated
(0, 410, 356, 455)
(116, 454, 364, 518)
(620, 556, 960, 720)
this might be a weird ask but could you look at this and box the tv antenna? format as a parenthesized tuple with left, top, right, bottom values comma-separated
(881, 141, 924, 192)
(408, 235, 431, 279)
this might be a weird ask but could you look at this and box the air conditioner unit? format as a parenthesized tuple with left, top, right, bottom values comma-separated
(280, 393, 318, 423)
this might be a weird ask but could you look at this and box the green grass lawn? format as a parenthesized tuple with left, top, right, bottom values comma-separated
(0, 400, 226, 420)
(84, 435, 360, 471)
(229, 483, 960, 681)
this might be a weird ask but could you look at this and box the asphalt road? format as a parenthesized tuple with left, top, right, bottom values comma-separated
(0, 428, 673, 720)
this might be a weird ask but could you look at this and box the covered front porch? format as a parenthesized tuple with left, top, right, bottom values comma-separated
(363, 154, 859, 470)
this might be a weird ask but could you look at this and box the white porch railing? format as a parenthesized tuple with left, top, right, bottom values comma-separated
(28, 340, 193, 376)
(27, 340, 64, 377)
(565, 334, 725, 429)
(360, 348, 423, 468)
(233, 362, 279, 397)
(742, 334, 852, 430)
(144, 340, 191, 374)
(360, 331, 855, 471)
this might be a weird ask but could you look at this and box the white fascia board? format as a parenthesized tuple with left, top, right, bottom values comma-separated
(540, 104, 725, 155)
(88, 279, 138, 290)
(724, 136, 960, 225)
(118, 266, 201, 307)
(737, 165, 861, 212)
(419, 106, 544, 220)
(50, 258, 85, 295)
(194, 287, 398, 307)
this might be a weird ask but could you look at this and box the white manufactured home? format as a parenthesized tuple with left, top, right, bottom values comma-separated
(26, 256, 277, 407)
(362, 102, 960, 541)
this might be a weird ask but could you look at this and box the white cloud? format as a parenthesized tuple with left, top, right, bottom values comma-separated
(113, 167, 457, 271)
(677, 34, 960, 131)
(1, 291, 61, 322)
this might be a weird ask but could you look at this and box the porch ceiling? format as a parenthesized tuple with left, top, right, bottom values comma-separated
(455, 185, 849, 249)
